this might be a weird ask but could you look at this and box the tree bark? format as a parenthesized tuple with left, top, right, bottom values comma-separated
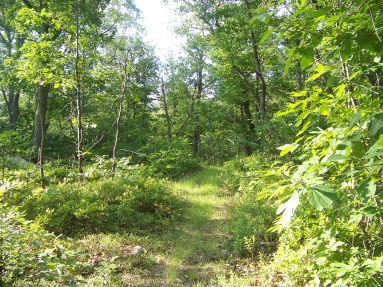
(75, 0, 83, 174)
(33, 18, 50, 150)
(192, 68, 203, 156)
(112, 63, 128, 175)
(161, 77, 172, 140)
(243, 0, 267, 116)
(2, 88, 20, 129)
(33, 86, 48, 148)
(0, 13, 24, 130)
(242, 99, 256, 156)
(32, 86, 48, 188)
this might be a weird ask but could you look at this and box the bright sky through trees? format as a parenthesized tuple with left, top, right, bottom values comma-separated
(135, 0, 182, 60)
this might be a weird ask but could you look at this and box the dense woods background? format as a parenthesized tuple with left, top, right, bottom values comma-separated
(1, 0, 383, 286)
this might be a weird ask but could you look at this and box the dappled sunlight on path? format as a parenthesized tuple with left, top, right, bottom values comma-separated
(163, 167, 232, 286)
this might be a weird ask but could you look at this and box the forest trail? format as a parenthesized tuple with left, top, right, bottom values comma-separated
(79, 167, 259, 287)
(123, 167, 238, 287)
(164, 167, 231, 286)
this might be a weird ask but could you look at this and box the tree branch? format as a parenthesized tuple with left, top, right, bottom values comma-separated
(1, 89, 10, 112)
(233, 65, 261, 108)
(21, 0, 34, 9)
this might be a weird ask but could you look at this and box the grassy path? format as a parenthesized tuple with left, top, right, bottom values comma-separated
(164, 167, 230, 286)
(78, 167, 253, 286)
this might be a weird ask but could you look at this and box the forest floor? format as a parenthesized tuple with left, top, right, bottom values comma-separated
(77, 167, 257, 286)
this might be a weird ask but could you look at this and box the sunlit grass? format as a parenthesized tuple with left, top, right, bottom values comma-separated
(163, 166, 230, 284)
(65, 166, 255, 286)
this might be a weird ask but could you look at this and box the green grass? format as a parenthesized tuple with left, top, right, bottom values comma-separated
(73, 166, 254, 286)
(164, 167, 229, 285)
(10, 166, 264, 286)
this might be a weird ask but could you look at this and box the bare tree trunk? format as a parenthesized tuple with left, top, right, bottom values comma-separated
(1, 12, 23, 130)
(192, 68, 203, 156)
(33, 19, 50, 185)
(112, 63, 128, 175)
(192, 125, 201, 156)
(32, 86, 48, 188)
(75, 0, 83, 175)
(33, 86, 48, 148)
(242, 99, 256, 156)
(243, 0, 267, 116)
(161, 77, 172, 140)
(76, 86, 83, 174)
(2, 88, 20, 129)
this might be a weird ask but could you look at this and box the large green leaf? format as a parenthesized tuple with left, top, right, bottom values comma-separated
(277, 143, 299, 156)
(326, 154, 350, 162)
(307, 185, 336, 210)
(276, 191, 301, 227)
(352, 141, 365, 158)
(307, 64, 327, 81)
(356, 180, 376, 202)
(348, 112, 361, 127)
(330, 262, 352, 277)
(369, 118, 383, 137)
(365, 137, 383, 159)
(300, 47, 314, 69)
(283, 47, 296, 75)
(259, 28, 273, 44)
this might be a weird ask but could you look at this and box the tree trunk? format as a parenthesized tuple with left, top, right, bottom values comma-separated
(2, 88, 20, 129)
(112, 94, 123, 175)
(1, 16, 23, 130)
(233, 65, 261, 110)
(112, 63, 128, 175)
(296, 61, 304, 91)
(242, 100, 255, 156)
(32, 86, 48, 188)
(161, 77, 172, 140)
(192, 68, 203, 156)
(75, 0, 83, 174)
(76, 87, 83, 174)
(33, 86, 48, 148)
(33, 19, 50, 182)
(193, 125, 200, 156)
(243, 0, 267, 116)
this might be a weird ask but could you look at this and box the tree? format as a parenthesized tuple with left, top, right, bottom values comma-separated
(0, 0, 24, 130)
(170, 0, 280, 155)
(258, 0, 383, 285)
(14, 0, 67, 186)
(67, 0, 112, 173)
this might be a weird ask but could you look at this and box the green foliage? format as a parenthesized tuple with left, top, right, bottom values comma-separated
(219, 157, 249, 195)
(0, 131, 31, 181)
(227, 195, 277, 258)
(0, 130, 30, 157)
(2, 0, 383, 285)
(144, 138, 201, 179)
(251, 0, 383, 286)
(14, 163, 182, 236)
(0, 193, 79, 286)
(221, 154, 279, 258)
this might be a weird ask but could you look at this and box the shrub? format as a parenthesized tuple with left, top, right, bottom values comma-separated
(219, 157, 248, 195)
(222, 154, 280, 258)
(146, 149, 201, 179)
(227, 194, 277, 258)
(142, 137, 201, 179)
(117, 177, 180, 230)
(19, 169, 182, 237)
(0, 193, 79, 286)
